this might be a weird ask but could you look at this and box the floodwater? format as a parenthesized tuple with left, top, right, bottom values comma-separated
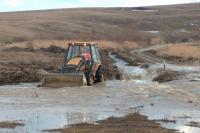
(0, 55, 199, 133)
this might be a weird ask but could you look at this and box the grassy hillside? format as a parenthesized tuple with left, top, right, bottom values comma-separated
(0, 3, 200, 45)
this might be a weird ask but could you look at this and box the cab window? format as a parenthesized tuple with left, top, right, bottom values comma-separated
(66, 45, 81, 60)
(91, 46, 98, 62)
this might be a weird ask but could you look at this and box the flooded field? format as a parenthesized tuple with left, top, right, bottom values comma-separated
(0, 2, 200, 133)
(0, 55, 199, 133)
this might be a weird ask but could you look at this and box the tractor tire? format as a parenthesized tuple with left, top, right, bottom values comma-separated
(85, 72, 94, 86)
(87, 75, 94, 86)
(96, 66, 104, 82)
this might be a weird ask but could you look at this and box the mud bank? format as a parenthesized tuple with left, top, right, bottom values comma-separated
(153, 69, 184, 83)
(43, 113, 175, 133)
(112, 50, 145, 66)
(0, 49, 63, 84)
(100, 50, 123, 80)
(0, 61, 61, 84)
(0, 121, 24, 129)
(0, 47, 121, 84)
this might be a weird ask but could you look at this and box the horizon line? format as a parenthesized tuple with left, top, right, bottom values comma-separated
(0, 2, 199, 13)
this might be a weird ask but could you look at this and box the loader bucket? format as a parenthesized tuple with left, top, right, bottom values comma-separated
(40, 73, 87, 88)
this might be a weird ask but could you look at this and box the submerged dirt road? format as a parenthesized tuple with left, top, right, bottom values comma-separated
(0, 54, 199, 133)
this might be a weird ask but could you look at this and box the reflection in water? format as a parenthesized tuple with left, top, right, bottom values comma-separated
(0, 109, 99, 133)
(66, 112, 97, 125)
(111, 54, 200, 133)
(180, 126, 200, 133)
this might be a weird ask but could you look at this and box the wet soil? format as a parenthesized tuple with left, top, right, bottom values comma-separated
(153, 69, 184, 83)
(112, 50, 145, 66)
(153, 119, 176, 124)
(0, 50, 63, 84)
(39, 46, 66, 53)
(3, 46, 66, 53)
(43, 113, 175, 133)
(100, 50, 123, 80)
(0, 121, 24, 129)
(0, 47, 122, 84)
(187, 122, 200, 128)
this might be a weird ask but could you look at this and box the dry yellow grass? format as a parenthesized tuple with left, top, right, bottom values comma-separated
(97, 40, 139, 50)
(0, 3, 200, 45)
(0, 40, 68, 49)
(157, 44, 200, 59)
(1, 40, 139, 51)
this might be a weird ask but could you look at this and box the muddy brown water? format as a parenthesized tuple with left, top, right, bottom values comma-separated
(0, 55, 199, 133)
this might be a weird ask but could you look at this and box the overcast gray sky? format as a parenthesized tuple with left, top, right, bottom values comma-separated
(0, 0, 199, 12)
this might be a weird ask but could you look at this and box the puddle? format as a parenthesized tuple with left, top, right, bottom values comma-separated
(131, 10, 158, 12)
(111, 55, 200, 133)
(0, 109, 104, 133)
(141, 100, 200, 133)
(0, 55, 199, 133)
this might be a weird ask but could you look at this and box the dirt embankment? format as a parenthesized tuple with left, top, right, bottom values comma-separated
(112, 50, 146, 66)
(43, 113, 176, 133)
(0, 46, 65, 84)
(0, 46, 121, 84)
(0, 121, 24, 129)
(153, 69, 184, 83)
(100, 50, 123, 80)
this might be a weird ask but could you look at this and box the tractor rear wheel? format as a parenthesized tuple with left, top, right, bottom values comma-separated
(85, 72, 94, 86)
(87, 75, 94, 86)
(96, 66, 104, 82)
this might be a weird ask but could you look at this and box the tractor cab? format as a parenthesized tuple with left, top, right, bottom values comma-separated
(65, 42, 101, 64)
(41, 42, 104, 87)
